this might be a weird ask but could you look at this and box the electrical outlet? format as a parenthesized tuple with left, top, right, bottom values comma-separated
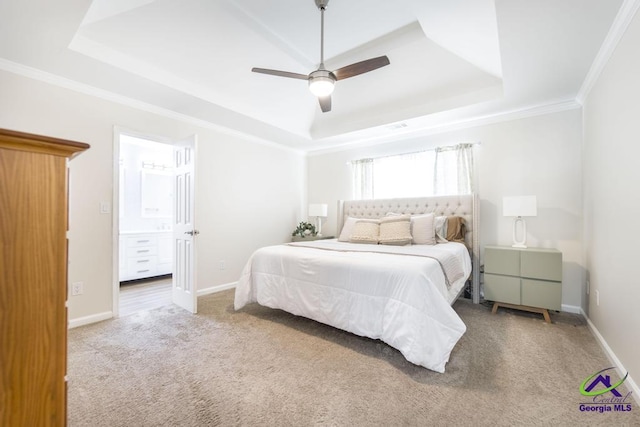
(219, 260, 226, 271)
(100, 202, 111, 214)
(71, 281, 83, 296)
(595, 289, 600, 306)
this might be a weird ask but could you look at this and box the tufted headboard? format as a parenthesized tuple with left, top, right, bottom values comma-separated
(337, 195, 480, 303)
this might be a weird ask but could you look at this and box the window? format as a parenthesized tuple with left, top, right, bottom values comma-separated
(351, 143, 475, 199)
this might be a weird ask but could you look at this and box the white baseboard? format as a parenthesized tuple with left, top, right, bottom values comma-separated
(581, 308, 640, 405)
(67, 284, 236, 328)
(68, 311, 113, 329)
(561, 304, 582, 314)
(197, 281, 237, 297)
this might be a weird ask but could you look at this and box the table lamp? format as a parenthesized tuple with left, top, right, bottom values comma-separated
(308, 204, 328, 236)
(503, 196, 537, 248)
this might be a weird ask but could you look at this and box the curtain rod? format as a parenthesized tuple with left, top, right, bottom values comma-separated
(346, 141, 481, 165)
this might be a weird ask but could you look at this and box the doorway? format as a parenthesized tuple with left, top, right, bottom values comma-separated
(113, 129, 199, 317)
(116, 132, 174, 316)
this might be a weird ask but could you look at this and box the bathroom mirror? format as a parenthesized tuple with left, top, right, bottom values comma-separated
(141, 170, 173, 218)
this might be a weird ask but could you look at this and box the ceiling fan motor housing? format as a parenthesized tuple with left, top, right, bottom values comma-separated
(309, 69, 336, 82)
(315, 0, 330, 10)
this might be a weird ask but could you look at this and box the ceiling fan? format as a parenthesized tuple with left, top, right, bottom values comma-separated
(251, 0, 390, 113)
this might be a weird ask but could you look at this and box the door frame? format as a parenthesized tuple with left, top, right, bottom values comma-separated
(111, 126, 182, 318)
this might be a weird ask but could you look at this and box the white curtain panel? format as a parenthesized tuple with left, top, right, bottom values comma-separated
(351, 158, 373, 200)
(434, 143, 474, 196)
(456, 143, 474, 195)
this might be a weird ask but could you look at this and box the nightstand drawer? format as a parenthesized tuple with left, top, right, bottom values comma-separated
(522, 279, 562, 311)
(484, 274, 520, 305)
(484, 247, 520, 276)
(521, 250, 562, 281)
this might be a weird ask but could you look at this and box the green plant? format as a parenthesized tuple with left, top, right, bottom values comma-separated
(292, 221, 317, 238)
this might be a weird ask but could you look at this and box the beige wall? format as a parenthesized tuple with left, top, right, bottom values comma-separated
(583, 8, 640, 391)
(308, 109, 584, 309)
(0, 69, 305, 321)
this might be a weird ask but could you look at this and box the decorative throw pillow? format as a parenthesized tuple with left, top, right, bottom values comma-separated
(434, 215, 448, 243)
(338, 217, 358, 242)
(349, 219, 380, 244)
(410, 213, 435, 245)
(379, 215, 412, 246)
(446, 216, 466, 243)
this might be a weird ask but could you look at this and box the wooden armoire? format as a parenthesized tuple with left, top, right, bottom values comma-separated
(0, 129, 89, 426)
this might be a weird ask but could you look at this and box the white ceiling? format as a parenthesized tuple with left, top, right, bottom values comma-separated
(0, 0, 625, 151)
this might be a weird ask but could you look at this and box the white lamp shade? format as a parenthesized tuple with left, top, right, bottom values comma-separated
(503, 196, 537, 217)
(308, 203, 328, 217)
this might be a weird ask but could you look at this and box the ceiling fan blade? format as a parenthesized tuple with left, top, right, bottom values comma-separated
(333, 55, 390, 80)
(251, 68, 308, 80)
(319, 95, 331, 113)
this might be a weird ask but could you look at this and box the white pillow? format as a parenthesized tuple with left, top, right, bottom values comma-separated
(434, 215, 448, 243)
(411, 213, 435, 245)
(349, 219, 380, 244)
(379, 215, 412, 246)
(338, 217, 358, 242)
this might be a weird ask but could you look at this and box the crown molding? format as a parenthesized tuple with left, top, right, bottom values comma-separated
(306, 99, 581, 156)
(576, 0, 640, 104)
(0, 58, 305, 155)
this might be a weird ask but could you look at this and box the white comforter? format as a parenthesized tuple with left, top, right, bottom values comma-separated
(234, 240, 471, 373)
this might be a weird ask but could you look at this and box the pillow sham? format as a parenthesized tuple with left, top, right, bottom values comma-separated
(433, 216, 466, 243)
(410, 213, 435, 245)
(434, 215, 448, 243)
(446, 216, 466, 243)
(338, 216, 358, 242)
(349, 219, 380, 244)
(379, 215, 412, 246)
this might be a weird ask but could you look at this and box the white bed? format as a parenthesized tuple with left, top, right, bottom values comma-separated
(234, 195, 479, 373)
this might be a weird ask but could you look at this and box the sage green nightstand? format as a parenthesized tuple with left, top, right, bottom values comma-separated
(484, 245, 562, 323)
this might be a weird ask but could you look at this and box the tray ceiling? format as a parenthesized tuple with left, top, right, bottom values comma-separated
(0, 0, 625, 150)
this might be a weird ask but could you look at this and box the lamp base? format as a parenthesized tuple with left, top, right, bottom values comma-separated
(512, 217, 528, 248)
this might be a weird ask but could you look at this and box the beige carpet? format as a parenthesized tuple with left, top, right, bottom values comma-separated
(68, 290, 638, 426)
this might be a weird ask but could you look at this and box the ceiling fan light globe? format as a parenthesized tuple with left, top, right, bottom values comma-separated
(309, 76, 335, 97)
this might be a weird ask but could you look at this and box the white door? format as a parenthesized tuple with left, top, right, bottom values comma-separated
(172, 135, 198, 313)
